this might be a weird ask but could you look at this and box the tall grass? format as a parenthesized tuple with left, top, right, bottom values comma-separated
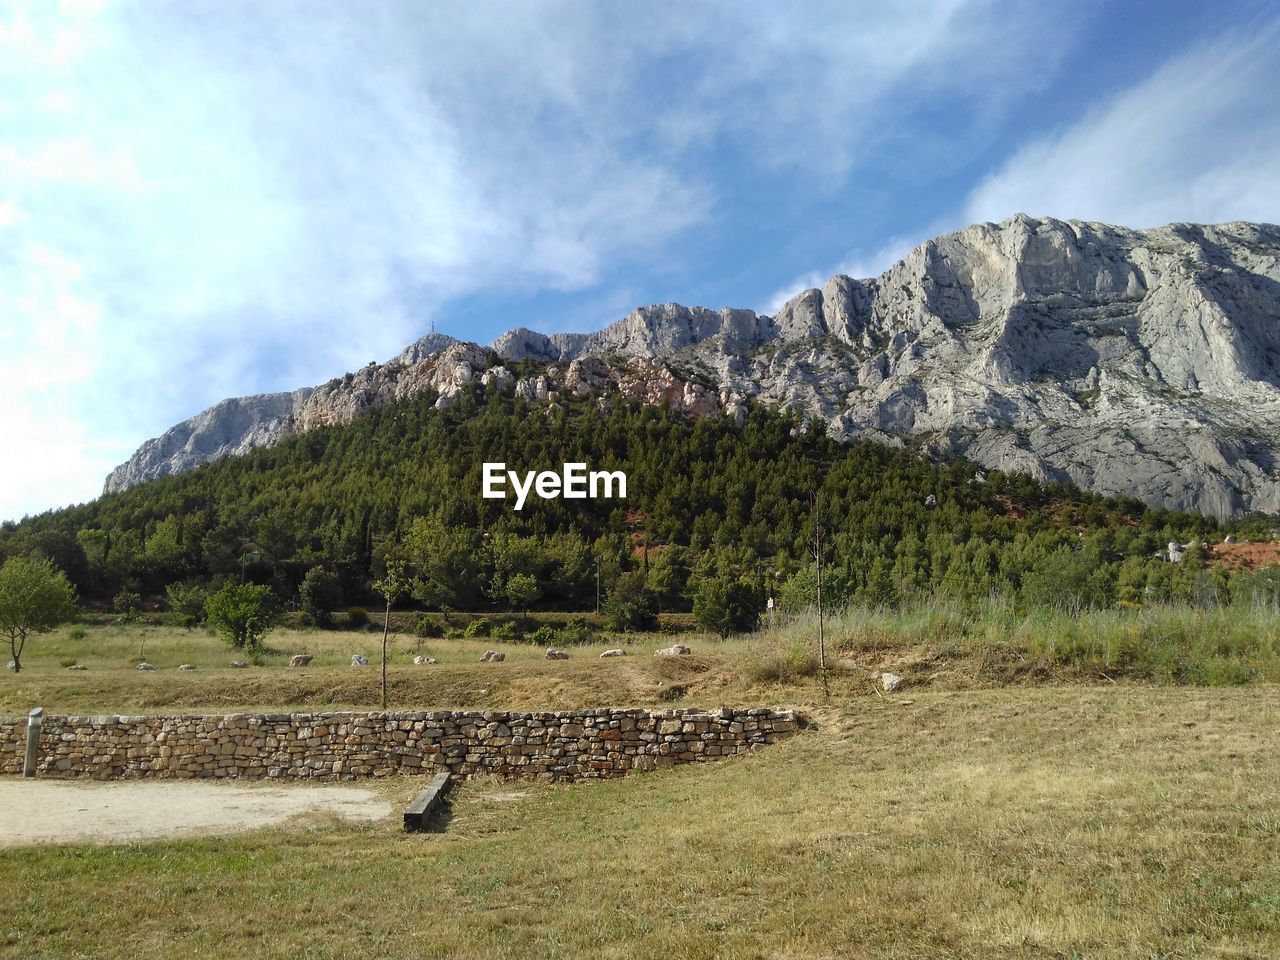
(756, 597, 1280, 685)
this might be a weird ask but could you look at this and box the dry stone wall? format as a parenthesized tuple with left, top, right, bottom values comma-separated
(1, 707, 797, 782)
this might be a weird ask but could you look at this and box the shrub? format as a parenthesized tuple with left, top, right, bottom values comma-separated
(346, 607, 370, 629)
(559, 620, 596, 645)
(414, 615, 444, 638)
(529, 625, 558, 647)
(748, 642, 819, 683)
(59, 657, 78, 668)
(67, 627, 87, 642)
(113, 590, 142, 623)
(165, 581, 209, 628)
(463, 617, 492, 638)
(491, 621, 522, 643)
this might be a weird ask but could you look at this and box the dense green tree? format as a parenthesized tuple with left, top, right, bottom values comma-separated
(602, 570, 658, 632)
(205, 582, 278, 656)
(165, 581, 209, 628)
(0, 555, 77, 673)
(299, 566, 341, 627)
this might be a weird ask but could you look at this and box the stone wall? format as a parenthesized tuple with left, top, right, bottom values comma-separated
(1, 707, 797, 782)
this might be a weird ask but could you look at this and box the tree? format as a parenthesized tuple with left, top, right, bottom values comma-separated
(602, 570, 658, 632)
(0, 556, 77, 673)
(299, 566, 341, 627)
(165, 581, 209, 628)
(205, 582, 278, 657)
(113, 589, 142, 623)
(693, 574, 761, 638)
(373, 558, 409, 709)
(505, 573, 540, 627)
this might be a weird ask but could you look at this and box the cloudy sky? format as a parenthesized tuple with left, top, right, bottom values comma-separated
(3, 0, 1280, 521)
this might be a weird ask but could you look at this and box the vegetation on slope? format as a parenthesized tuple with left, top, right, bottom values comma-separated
(1, 387, 1276, 627)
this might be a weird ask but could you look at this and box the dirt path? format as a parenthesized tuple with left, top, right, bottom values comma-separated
(0, 778, 394, 846)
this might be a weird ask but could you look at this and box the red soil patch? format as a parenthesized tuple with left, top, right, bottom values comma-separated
(1209, 541, 1280, 572)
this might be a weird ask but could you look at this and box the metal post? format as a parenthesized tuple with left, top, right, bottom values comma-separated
(23, 706, 43, 778)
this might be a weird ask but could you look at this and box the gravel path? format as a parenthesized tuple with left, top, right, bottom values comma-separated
(0, 779, 394, 846)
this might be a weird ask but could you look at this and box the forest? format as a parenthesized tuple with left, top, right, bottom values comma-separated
(2, 383, 1277, 632)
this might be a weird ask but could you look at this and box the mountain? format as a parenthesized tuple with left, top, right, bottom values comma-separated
(103, 214, 1280, 519)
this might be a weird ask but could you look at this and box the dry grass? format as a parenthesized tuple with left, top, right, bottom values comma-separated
(3, 687, 1279, 958)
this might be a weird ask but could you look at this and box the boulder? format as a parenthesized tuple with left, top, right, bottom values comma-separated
(351, 654, 369, 667)
(654, 644, 691, 657)
(136, 662, 157, 671)
(413, 655, 439, 665)
(480, 650, 506, 663)
(289, 654, 313, 668)
(600, 649, 627, 658)
(66, 663, 87, 671)
(177, 663, 197, 671)
(881, 672, 905, 693)
(229, 660, 247, 668)
(545, 648, 570, 660)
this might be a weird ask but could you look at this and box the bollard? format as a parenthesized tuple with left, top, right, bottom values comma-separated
(23, 707, 43, 778)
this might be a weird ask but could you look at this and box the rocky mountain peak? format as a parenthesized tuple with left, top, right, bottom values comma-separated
(103, 214, 1280, 519)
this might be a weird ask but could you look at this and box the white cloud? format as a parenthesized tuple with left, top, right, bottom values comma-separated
(965, 23, 1280, 228)
(0, 0, 1077, 520)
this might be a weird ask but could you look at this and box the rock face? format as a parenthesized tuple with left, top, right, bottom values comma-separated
(104, 216, 1280, 518)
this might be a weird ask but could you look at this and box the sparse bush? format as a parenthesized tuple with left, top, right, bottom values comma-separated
(529, 625, 558, 647)
(113, 590, 142, 623)
(414, 615, 444, 638)
(748, 642, 819, 683)
(67, 627, 87, 642)
(345, 607, 370, 629)
(491, 621, 521, 643)
(559, 620, 596, 645)
(463, 617, 492, 638)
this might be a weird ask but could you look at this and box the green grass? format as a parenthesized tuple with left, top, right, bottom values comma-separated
(5, 599, 1280, 716)
(3, 687, 1279, 958)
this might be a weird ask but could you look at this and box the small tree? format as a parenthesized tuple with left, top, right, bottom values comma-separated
(113, 589, 142, 623)
(505, 573, 540, 628)
(299, 566, 341, 627)
(165, 581, 208, 629)
(603, 570, 658, 632)
(373, 559, 409, 709)
(693, 575, 760, 639)
(0, 556, 77, 673)
(205, 582, 278, 658)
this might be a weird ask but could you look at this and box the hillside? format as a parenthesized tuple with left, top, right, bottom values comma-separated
(103, 215, 1280, 519)
(4, 387, 1254, 616)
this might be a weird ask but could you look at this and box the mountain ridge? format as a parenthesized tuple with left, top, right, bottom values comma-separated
(103, 214, 1280, 519)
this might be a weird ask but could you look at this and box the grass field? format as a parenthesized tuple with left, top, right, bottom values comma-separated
(4, 600, 1280, 716)
(5, 609, 1280, 957)
(3, 686, 1279, 958)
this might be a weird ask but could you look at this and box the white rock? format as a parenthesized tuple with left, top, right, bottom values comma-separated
(288, 654, 313, 668)
(600, 649, 627, 658)
(654, 644, 691, 657)
(545, 648, 569, 660)
(177, 664, 197, 671)
(881, 672, 905, 693)
(136, 662, 157, 671)
(413, 655, 438, 665)
(351, 655, 369, 667)
(480, 650, 506, 663)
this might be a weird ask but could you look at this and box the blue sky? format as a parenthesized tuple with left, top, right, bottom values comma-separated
(3, 0, 1280, 521)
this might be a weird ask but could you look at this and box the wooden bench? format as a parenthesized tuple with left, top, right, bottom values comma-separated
(403, 772, 453, 832)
